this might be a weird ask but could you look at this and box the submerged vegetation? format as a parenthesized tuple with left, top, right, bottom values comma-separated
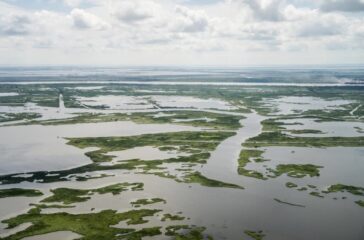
(285, 182, 298, 188)
(244, 230, 265, 240)
(274, 198, 305, 208)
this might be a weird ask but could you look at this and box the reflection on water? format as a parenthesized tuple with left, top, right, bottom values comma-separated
(76, 95, 154, 110)
(264, 96, 354, 115)
(282, 118, 364, 137)
(150, 95, 237, 110)
(22, 231, 82, 240)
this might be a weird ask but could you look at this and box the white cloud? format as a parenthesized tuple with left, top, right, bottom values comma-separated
(0, 0, 363, 65)
(69, 8, 110, 30)
(64, 0, 83, 7)
(172, 6, 210, 32)
(113, 1, 154, 24)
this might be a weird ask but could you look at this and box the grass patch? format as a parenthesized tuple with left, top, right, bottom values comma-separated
(23, 110, 243, 130)
(244, 131, 364, 148)
(161, 214, 185, 222)
(66, 131, 234, 163)
(184, 172, 243, 189)
(237, 149, 267, 180)
(41, 183, 143, 205)
(268, 164, 322, 178)
(0, 188, 43, 198)
(0, 112, 41, 123)
(131, 198, 166, 207)
(324, 184, 364, 196)
(2, 209, 161, 240)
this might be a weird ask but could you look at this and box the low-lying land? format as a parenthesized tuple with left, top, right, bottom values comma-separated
(0, 188, 43, 198)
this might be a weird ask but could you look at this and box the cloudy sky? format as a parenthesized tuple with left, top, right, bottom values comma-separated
(0, 0, 363, 66)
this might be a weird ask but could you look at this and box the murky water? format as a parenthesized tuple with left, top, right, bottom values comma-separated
(22, 231, 82, 240)
(0, 93, 19, 97)
(281, 118, 364, 137)
(76, 95, 154, 110)
(264, 96, 354, 115)
(0, 122, 200, 174)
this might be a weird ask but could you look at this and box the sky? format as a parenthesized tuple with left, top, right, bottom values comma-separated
(0, 0, 363, 66)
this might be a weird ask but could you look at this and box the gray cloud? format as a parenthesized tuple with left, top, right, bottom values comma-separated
(114, 2, 152, 24)
(0, 14, 31, 36)
(320, 0, 364, 12)
(236, 0, 286, 21)
(296, 20, 343, 37)
(248, 0, 282, 21)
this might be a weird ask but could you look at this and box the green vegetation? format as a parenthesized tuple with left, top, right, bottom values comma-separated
(161, 213, 185, 222)
(66, 131, 234, 163)
(165, 225, 210, 240)
(268, 164, 322, 178)
(1, 209, 162, 240)
(244, 131, 364, 148)
(0, 130, 240, 189)
(23, 110, 243, 130)
(355, 200, 364, 207)
(274, 198, 305, 208)
(184, 172, 243, 189)
(64, 131, 242, 188)
(310, 192, 324, 198)
(287, 129, 324, 134)
(244, 230, 265, 240)
(29, 203, 75, 209)
(285, 182, 298, 188)
(237, 149, 267, 180)
(324, 184, 364, 196)
(41, 183, 143, 205)
(261, 118, 286, 132)
(131, 198, 166, 207)
(0, 188, 43, 198)
(354, 126, 364, 133)
(0, 112, 41, 123)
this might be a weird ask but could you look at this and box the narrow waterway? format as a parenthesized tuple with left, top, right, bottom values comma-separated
(201, 110, 266, 186)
